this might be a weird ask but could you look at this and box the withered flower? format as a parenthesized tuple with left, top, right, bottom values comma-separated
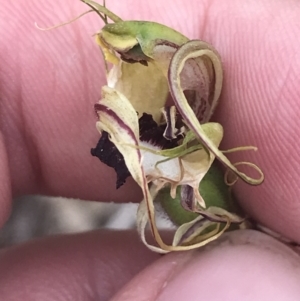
(85, 0, 264, 253)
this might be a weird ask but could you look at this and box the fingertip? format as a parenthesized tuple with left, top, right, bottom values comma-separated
(112, 230, 300, 301)
(0, 230, 160, 301)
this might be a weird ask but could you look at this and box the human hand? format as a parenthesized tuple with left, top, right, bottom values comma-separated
(1, 0, 300, 300)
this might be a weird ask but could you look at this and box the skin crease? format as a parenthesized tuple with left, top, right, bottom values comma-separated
(0, 0, 300, 300)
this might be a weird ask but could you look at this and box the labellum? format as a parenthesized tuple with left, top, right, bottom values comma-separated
(83, 0, 264, 253)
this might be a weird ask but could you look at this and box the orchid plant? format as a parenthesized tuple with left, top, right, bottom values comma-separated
(82, 0, 264, 253)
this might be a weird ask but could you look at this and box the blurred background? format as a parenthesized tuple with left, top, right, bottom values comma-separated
(0, 195, 172, 248)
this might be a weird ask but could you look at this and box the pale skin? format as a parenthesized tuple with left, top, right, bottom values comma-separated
(1, 0, 300, 300)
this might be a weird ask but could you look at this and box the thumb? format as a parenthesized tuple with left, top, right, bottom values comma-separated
(111, 231, 300, 301)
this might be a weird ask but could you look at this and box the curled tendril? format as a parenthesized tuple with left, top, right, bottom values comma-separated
(168, 40, 264, 186)
(224, 161, 265, 186)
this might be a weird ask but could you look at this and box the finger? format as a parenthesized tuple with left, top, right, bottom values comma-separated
(203, 0, 300, 241)
(2, 0, 299, 242)
(0, 0, 220, 223)
(1, 0, 213, 204)
(100, 0, 300, 242)
(111, 230, 300, 301)
(0, 230, 160, 301)
(0, 0, 142, 207)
